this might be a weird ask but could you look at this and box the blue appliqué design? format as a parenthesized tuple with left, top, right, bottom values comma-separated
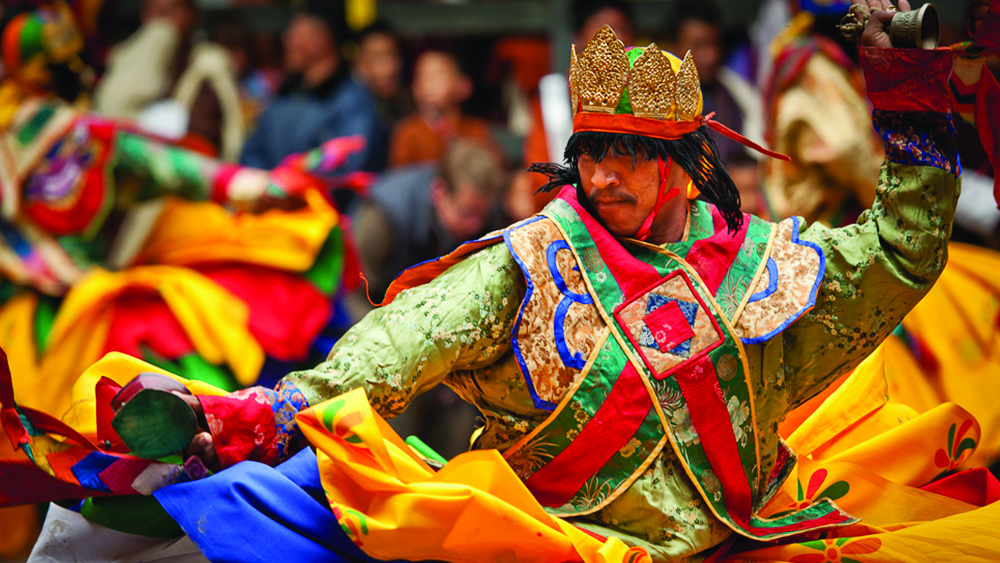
(747, 257, 778, 303)
(265, 380, 310, 460)
(71, 451, 118, 492)
(872, 109, 959, 174)
(547, 240, 595, 370)
(504, 217, 559, 411)
(740, 217, 825, 345)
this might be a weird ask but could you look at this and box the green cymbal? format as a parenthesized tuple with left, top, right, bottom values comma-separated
(111, 389, 198, 460)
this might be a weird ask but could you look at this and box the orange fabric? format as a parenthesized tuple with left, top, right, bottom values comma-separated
(572, 112, 702, 140)
(298, 388, 651, 563)
(389, 114, 503, 168)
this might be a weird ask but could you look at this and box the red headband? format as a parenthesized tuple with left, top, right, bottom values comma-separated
(573, 112, 790, 162)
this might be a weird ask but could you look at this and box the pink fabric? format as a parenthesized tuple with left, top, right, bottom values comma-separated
(97, 457, 152, 494)
(558, 187, 661, 299)
(686, 208, 748, 295)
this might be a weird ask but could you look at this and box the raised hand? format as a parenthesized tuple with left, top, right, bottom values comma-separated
(849, 0, 913, 49)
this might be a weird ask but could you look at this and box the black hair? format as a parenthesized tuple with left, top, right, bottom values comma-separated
(665, 0, 723, 43)
(300, 0, 347, 46)
(527, 128, 744, 233)
(357, 19, 400, 45)
(571, 0, 634, 35)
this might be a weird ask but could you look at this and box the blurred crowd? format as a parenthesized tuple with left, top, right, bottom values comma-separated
(12, 0, 995, 305)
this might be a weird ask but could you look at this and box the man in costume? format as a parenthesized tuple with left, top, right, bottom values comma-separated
(6, 2, 1000, 562)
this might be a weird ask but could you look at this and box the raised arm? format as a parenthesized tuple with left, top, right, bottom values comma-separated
(782, 41, 960, 407)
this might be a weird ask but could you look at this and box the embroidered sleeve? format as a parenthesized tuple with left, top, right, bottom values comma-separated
(197, 243, 521, 467)
(780, 47, 959, 408)
(860, 46, 958, 171)
(285, 242, 523, 418)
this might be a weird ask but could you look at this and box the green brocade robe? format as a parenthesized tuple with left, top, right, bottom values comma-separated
(284, 144, 958, 559)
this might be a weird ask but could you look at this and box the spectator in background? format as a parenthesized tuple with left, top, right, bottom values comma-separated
(508, 0, 635, 220)
(351, 141, 507, 311)
(240, 0, 383, 173)
(349, 140, 507, 459)
(95, 0, 245, 161)
(666, 0, 763, 168)
(354, 20, 413, 131)
(666, 0, 765, 208)
(572, 0, 634, 46)
(389, 49, 503, 168)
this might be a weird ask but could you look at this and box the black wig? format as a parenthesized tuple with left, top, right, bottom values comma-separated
(527, 126, 744, 233)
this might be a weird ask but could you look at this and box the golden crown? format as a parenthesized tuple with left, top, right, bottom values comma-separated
(569, 25, 703, 126)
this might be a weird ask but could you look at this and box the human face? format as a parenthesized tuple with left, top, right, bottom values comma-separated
(433, 181, 496, 241)
(675, 20, 722, 85)
(412, 51, 470, 113)
(283, 14, 333, 74)
(356, 33, 401, 98)
(578, 152, 687, 238)
(577, 8, 634, 46)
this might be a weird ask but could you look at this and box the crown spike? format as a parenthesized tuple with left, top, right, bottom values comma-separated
(576, 25, 629, 114)
(674, 50, 701, 121)
(569, 44, 580, 116)
(628, 43, 676, 120)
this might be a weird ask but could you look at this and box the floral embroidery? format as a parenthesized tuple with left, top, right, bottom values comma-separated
(734, 217, 822, 343)
(872, 109, 958, 173)
(727, 396, 750, 447)
(772, 468, 850, 518)
(506, 218, 604, 406)
(575, 477, 614, 512)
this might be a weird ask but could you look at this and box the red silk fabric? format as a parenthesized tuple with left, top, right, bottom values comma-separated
(860, 46, 954, 113)
(199, 265, 331, 362)
(200, 392, 278, 469)
(573, 112, 701, 140)
(524, 362, 653, 508)
(675, 356, 754, 523)
(572, 112, 789, 161)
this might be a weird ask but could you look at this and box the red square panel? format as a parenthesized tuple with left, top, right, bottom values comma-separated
(643, 300, 695, 351)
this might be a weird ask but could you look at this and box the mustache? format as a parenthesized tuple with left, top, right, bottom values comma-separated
(587, 189, 638, 205)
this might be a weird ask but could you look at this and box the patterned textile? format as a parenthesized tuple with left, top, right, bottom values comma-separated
(872, 110, 959, 173)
